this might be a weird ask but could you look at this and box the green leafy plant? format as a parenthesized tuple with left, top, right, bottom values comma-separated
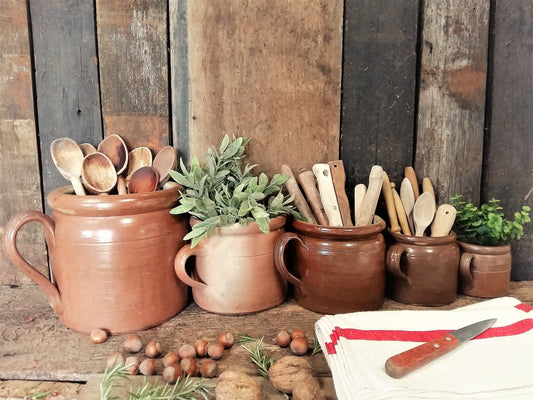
(169, 135, 301, 247)
(451, 195, 531, 246)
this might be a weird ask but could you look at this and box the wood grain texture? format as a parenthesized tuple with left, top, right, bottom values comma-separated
(485, 0, 533, 280)
(0, 1, 47, 285)
(29, 0, 102, 204)
(186, 0, 343, 176)
(96, 0, 169, 152)
(341, 0, 418, 196)
(416, 0, 489, 205)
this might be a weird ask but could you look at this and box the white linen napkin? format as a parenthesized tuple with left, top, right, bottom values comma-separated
(315, 297, 533, 400)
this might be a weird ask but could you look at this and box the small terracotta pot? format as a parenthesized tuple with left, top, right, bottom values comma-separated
(386, 230, 459, 306)
(274, 219, 386, 314)
(3, 185, 189, 335)
(174, 216, 287, 314)
(458, 241, 511, 298)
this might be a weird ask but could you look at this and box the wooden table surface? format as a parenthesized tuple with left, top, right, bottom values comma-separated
(0, 281, 532, 399)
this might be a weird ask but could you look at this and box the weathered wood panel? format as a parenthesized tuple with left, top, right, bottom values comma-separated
(96, 0, 170, 153)
(186, 0, 343, 177)
(341, 0, 419, 197)
(485, 0, 533, 280)
(415, 0, 490, 205)
(0, 0, 47, 285)
(29, 0, 102, 204)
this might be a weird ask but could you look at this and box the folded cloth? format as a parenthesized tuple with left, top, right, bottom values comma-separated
(315, 297, 533, 400)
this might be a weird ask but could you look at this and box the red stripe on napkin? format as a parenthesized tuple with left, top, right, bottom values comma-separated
(325, 319, 533, 355)
(515, 302, 533, 313)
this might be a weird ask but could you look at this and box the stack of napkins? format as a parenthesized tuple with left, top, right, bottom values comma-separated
(315, 297, 533, 399)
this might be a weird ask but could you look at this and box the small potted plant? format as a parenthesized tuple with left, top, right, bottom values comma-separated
(170, 135, 301, 314)
(451, 195, 530, 298)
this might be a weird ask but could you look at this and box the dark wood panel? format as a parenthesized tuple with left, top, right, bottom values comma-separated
(0, 0, 47, 285)
(341, 0, 419, 200)
(29, 0, 102, 204)
(416, 0, 489, 205)
(96, 0, 170, 153)
(485, 0, 533, 280)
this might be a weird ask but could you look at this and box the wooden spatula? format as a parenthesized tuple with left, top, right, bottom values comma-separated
(400, 178, 415, 234)
(413, 192, 436, 236)
(328, 160, 353, 226)
(431, 204, 456, 237)
(312, 163, 342, 226)
(353, 184, 366, 226)
(357, 165, 383, 226)
(298, 170, 329, 225)
(281, 164, 317, 224)
(382, 172, 400, 233)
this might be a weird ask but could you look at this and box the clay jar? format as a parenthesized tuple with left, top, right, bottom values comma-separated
(3, 185, 189, 335)
(458, 241, 512, 298)
(174, 216, 287, 314)
(274, 219, 386, 314)
(386, 230, 460, 306)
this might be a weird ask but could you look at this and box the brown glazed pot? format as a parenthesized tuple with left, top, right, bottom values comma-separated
(3, 185, 189, 335)
(458, 241, 511, 298)
(274, 218, 386, 314)
(174, 216, 287, 314)
(386, 230, 460, 306)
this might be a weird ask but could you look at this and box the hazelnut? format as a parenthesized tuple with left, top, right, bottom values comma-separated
(276, 330, 291, 347)
(90, 329, 108, 344)
(290, 336, 309, 356)
(124, 356, 141, 375)
(139, 358, 156, 376)
(200, 359, 219, 378)
(290, 329, 306, 340)
(207, 342, 224, 360)
(180, 357, 196, 376)
(163, 351, 180, 367)
(218, 332, 235, 349)
(177, 343, 196, 360)
(106, 351, 126, 369)
(195, 339, 208, 357)
(124, 334, 143, 353)
(145, 340, 162, 358)
(162, 364, 182, 384)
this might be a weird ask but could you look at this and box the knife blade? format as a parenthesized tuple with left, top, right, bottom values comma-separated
(384, 318, 496, 379)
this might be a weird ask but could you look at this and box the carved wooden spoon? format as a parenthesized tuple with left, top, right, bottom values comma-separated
(97, 134, 129, 194)
(81, 152, 117, 195)
(50, 137, 86, 195)
(413, 192, 436, 236)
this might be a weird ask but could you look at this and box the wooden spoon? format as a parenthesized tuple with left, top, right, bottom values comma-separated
(81, 152, 117, 194)
(50, 137, 86, 195)
(79, 143, 97, 156)
(413, 192, 436, 236)
(404, 166, 419, 200)
(382, 171, 400, 233)
(431, 204, 457, 237)
(152, 146, 177, 187)
(97, 134, 129, 194)
(400, 178, 415, 234)
(126, 147, 153, 183)
(128, 166, 160, 194)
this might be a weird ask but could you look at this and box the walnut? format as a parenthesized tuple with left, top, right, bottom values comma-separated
(267, 355, 313, 393)
(293, 375, 325, 400)
(215, 370, 262, 400)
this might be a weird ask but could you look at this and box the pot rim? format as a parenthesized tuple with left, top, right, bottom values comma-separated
(456, 240, 512, 254)
(387, 229, 457, 245)
(189, 215, 287, 236)
(290, 217, 386, 238)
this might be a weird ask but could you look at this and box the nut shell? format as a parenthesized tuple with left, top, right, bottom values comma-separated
(162, 364, 182, 384)
(268, 356, 313, 393)
(178, 343, 196, 360)
(124, 356, 141, 375)
(215, 370, 261, 400)
(200, 359, 219, 378)
(163, 351, 180, 367)
(207, 342, 224, 360)
(145, 340, 162, 358)
(195, 339, 208, 357)
(139, 358, 157, 376)
(90, 329, 108, 344)
(276, 330, 291, 348)
(124, 334, 143, 353)
(293, 375, 325, 400)
(218, 332, 235, 348)
(290, 336, 309, 356)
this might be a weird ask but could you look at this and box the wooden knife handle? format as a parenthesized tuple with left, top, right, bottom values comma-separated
(281, 165, 317, 224)
(356, 165, 383, 226)
(382, 171, 400, 233)
(298, 171, 329, 225)
(328, 160, 353, 226)
(392, 188, 411, 235)
(385, 333, 460, 379)
(404, 167, 420, 200)
(353, 184, 366, 225)
(312, 163, 343, 226)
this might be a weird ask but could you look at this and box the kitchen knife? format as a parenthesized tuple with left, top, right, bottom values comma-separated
(312, 163, 343, 226)
(385, 318, 496, 379)
(328, 160, 354, 226)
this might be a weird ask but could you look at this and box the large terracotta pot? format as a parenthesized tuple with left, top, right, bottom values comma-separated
(3, 185, 189, 335)
(386, 230, 459, 306)
(174, 216, 287, 314)
(458, 241, 512, 298)
(274, 219, 386, 314)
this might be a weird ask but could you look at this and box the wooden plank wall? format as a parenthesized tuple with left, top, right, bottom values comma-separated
(1, 0, 532, 284)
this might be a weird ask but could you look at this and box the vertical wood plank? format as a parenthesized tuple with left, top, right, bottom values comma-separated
(0, 0, 47, 285)
(341, 0, 419, 195)
(485, 0, 533, 280)
(416, 0, 489, 204)
(96, 0, 170, 153)
(30, 0, 102, 203)
(186, 0, 343, 177)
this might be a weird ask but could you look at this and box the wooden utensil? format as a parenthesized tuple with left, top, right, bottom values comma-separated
(382, 172, 400, 233)
(97, 134, 129, 195)
(298, 170, 329, 225)
(312, 163, 342, 226)
(281, 165, 317, 224)
(128, 166, 160, 194)
(356, 165, 383, 226)
(431, 204, 457, 237)
(404, 166, 419, 200)
(79, 143, 97, 156)
(126, 146, 153, 184)
(328, 160, 353, 226)
(353, 184, 366, 225)
(392, 187, 411, 235)
(50, 137, 86, 195)
(81, 152, 117, 194)
(422, 177, 435, 198)
(153, 146, 177, 187)
(400, 178, 415, 234)
(413, 192, 436, 236)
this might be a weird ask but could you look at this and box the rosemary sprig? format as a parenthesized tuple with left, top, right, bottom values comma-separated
(311, 337, 323, 356)
(101, 363, 131, 400)
(238, 333, 260, 344)
(241, 337, 275, 378)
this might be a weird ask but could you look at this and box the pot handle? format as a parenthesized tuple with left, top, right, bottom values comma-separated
(2, 211, 63, 315)
(386, 244, 410, 283)
(174, 244, 208, 289)
(459, 252, 474, 289)
(274, 232, 305, 289)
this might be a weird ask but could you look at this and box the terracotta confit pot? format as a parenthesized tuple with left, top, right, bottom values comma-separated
(458, 241, 512, 298)
(386, 230, 460, 306)
(274, 218, 386, 314)
(174, 216, 287, 314)
(3, 185, 189, 335)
